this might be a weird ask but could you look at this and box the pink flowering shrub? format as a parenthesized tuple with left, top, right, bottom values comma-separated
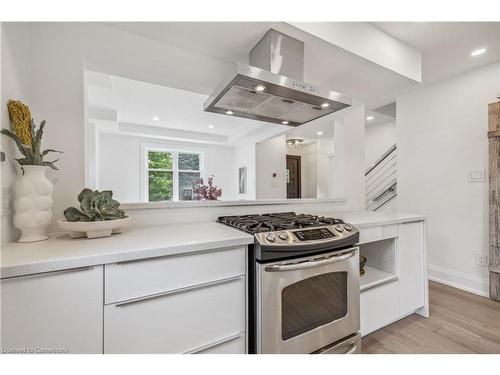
(193, 175, 222, 200)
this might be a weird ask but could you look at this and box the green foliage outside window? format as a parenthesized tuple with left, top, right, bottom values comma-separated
(148, 151, 172, 169)
(147, 151, 200, 202)
(148, 170, 173, 202)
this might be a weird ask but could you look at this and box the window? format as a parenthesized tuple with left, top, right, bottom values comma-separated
(145, 149, 202, 202)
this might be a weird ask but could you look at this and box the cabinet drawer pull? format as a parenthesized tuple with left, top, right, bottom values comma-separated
(114, 246, 242, 265)
(1, 266, 94, 280)
(185, 332, 245, 354)
(114, 275, 243, 307)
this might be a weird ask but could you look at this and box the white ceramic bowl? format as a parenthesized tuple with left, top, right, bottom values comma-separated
(58, 216, 131, 239)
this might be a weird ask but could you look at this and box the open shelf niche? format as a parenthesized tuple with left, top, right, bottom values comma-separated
(359, 238, 398, 292)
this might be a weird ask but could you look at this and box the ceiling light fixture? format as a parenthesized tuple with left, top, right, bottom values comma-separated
(366, 116, 374, 121)
(225, 110, 234, 115)
(254, 84, 266, 92)
(471, 47, 487, 57)
(152, 116, 160, 121)
(208, 124, 214, 129)
(287, 138, 304, 148)
(317, 131, 323, 136)
(321, 103, 330, 108)
(281, 120, 289, 125)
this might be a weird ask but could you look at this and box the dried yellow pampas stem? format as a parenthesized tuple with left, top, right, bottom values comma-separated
(7, 100, 32, 146)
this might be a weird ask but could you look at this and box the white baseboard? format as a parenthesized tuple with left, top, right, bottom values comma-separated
(428, 264, 489, 297)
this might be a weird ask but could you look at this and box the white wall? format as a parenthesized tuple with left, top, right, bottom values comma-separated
(98, 132, 237, 203)
(288, 143, 318, 199)
(397, 62, 499, 295)
(365, 120, 396, 168)
(333, 105, 366, 210)
(316, 137, 335, 199)
(255, 135, 287, 199)
(233, 142, 256, 200)
(1, 23, 32, 244)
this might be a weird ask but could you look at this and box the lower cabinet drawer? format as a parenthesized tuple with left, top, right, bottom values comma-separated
(358, 224, 398, 244)
(194, 335, 246, 354)
(104, 276, 245, 353)
(360, 280, 400, 336)
(105, 246, 245, 304)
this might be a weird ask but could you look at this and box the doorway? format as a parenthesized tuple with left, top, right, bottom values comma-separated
(286, 155, 301, 199)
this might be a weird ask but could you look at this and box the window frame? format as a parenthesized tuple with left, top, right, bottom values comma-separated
(141, 144, 204, 202)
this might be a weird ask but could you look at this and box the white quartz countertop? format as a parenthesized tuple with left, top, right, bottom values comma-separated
(0, 210, 425, 279)
(0, 221, 254, 278)
(332, 211, 426, 228)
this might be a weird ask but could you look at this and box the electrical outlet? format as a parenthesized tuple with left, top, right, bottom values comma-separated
(475, 254, 488, 267)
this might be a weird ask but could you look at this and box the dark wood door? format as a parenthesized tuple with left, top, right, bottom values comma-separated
(286, 155, 301, 199)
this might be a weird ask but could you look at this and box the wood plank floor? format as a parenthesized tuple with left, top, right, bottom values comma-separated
(361, 281, 500, 353)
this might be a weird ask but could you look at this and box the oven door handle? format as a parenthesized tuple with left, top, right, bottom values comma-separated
(264, 249, 357, 272)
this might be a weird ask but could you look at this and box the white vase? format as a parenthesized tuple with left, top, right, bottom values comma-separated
(13, 165, 54, 242)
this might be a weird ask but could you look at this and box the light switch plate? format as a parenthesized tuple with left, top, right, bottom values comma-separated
(475, 254, 488, 267)
(468, 169, 485, 182)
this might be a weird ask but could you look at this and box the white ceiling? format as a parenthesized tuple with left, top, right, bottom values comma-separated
(106, 22, 278, 65)
(105, 22, 418, 108)
(107, 22, 500, 109)
(373, 22, 500, 84)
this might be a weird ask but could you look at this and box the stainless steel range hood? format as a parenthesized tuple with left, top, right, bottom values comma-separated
(204, 29, 351, 126)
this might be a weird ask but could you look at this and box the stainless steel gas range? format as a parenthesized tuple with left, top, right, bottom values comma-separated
(218, 212, 361, 354)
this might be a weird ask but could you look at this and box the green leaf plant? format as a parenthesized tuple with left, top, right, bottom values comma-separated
(64, 188, 127, 222)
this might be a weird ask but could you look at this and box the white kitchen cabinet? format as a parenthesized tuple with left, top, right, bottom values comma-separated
(104, 276, 245, 353)
(358, 224, 398, 244)
(0, 266, 103, 354)
(192, 334, 246, 354)
(398, 222, 425, 316)
(360, 280, 400, 336)
(359, 220, 427, 336)
(105, 246, 245, 304)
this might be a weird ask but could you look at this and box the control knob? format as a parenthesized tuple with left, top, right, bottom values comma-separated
(266, 233, 276, 242)
(335, 225, 344, 232)
(343, 223, 353, 231)
(278, 232, 289, 241)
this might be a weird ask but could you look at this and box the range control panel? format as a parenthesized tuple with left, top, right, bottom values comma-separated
(293, 228, 335, 241)
(254, 223, 357, 247)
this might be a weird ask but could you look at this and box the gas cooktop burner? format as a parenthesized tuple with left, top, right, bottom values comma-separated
(218, 212, 345, 234)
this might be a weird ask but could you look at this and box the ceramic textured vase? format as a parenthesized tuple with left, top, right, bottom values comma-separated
(13, 165, 54, 242)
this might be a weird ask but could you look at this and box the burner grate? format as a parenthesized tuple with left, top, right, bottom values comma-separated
(218, 212, 345, 234)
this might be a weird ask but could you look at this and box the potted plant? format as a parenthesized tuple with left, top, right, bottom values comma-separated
(59, 188, 130, 239)
(0, 100, 62, 242)
(192, 175, 222, 200)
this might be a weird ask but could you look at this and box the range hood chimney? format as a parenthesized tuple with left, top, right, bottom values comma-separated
(204, 29, 351, 126)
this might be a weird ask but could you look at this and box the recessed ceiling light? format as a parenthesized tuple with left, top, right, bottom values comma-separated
(281, 120, 289, 125)
(317, 131, 323, 136)
(208, 124, 214, 129)
(225, 110, 234, 115)
(366, 116, 374, 121)
(152, 116, 160, 121)
(254, 84, 266, 92)
(471, 47, 487, 57)
(320, 103, 330, 108)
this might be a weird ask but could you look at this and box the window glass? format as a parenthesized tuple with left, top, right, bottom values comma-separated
(178, 153, 200, 171)
(148, 170, 173, 201)
(148, 151, 172, 170)
(179, 172, 201, 201)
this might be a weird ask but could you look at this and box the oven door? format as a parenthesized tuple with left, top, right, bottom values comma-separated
(257, 247, 360, 354)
